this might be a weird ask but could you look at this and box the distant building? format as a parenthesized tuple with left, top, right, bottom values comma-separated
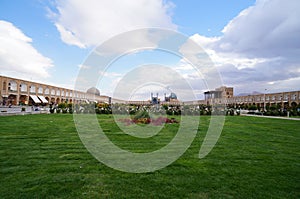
(165, 92, 178, 102)
(0, 75, 110, 106)
(204, 86, 234, 100)
(1, 75, 299, 108)
(151, 93, 159, 105)
(187, 86, 300, 110)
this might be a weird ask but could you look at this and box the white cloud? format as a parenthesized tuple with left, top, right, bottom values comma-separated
(78, 64, 91, 70)
(217, 0, 300, 58)
(189, 0, 300, 95)
(49, 0, 176, 48)
(0, 20, 53, 80)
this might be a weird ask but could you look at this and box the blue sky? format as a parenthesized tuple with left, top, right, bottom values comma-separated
(0, 0, 299, 100)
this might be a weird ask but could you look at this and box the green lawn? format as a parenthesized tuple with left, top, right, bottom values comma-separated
(0, 114, 299, 198)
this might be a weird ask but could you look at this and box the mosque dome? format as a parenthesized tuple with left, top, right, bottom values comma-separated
(170, 92, 177, 99)
(86, 87, 100, 96)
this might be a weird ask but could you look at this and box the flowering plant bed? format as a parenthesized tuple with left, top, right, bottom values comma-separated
(118, 116, 178, 126)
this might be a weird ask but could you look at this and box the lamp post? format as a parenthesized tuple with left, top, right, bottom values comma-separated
(263, 89, 267, 112)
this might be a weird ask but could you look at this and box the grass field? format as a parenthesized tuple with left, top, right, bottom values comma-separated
(0, 114, 299, 198)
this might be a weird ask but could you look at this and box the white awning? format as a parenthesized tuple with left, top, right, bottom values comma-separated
(30, 95, 41, 103)
(38, 96, 48, 103)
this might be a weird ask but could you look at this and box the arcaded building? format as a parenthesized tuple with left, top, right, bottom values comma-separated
(201, 86, 300, 109)
(1, 75, 299, 108)
(0, 75, 110, 106)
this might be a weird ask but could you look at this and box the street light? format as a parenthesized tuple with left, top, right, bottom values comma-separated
(263, 89, 267, 112)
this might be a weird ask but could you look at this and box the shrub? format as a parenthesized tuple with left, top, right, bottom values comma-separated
(57, 103, 67, 109)
(248, 105, 258, 111)
(264, 111, 271, 116)
(271, 110, 279, 116)
(74, 104, 80, 113)
(133, 110, 150, 120)
(280, 111, 286, 116)
(166, 109, 173, 115)
(200, 109, 205, 115)
(205, 110, 212, 115)
(129, 109, 136, 115)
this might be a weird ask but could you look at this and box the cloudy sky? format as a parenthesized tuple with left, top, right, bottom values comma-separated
(0, 0, 299, 100)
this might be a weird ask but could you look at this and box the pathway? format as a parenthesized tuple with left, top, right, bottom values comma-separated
(241, 114, 300, 121)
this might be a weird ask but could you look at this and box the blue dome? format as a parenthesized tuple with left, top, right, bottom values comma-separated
(170, 93, 177, 99)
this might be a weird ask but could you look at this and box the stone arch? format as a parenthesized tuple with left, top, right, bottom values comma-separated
(19, 95, 28, 105)
(30, 85, 36, 94)
(8, 94, 17, 105)
(8, 80, 17, 91)
(44, 88, 50, 95)
(38, 86, 43, 94)
(284, 102, 289, 109)
(51, 89, 55, 96)
(50, 97, 56, 104)
(291, 102, 297, 108)
(20, 83, 28, 92)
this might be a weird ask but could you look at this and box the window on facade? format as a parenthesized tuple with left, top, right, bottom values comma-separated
(38, 87, 43, 94)
(45, 88, 49, 94)
(61, 90, 65, 97)
(56, 90, 60, 96)
(51, 89, 55, 95)
(30, 85, 36, 93)
(20, 83, 27, 92)
(9, 81, 17, 91)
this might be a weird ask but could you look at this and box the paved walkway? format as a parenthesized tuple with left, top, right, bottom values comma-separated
(0, 106, 49, 116)
(242, 114, 300, 121)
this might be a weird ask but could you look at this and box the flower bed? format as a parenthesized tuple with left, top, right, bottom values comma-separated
(119, 116, 178, 126)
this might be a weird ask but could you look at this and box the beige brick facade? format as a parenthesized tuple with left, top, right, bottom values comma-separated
(0, 75, 110, 106)
(1, 75, 299, 108)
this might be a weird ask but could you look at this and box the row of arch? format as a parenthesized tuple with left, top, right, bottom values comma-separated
(229, 101, 299, 108)
(2, 80, 87, 99)
(3, 94, 76, 106)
